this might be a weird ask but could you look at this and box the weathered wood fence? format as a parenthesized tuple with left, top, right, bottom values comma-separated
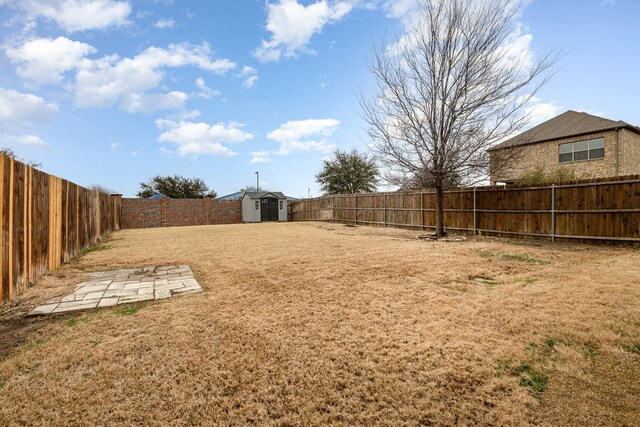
(288, 175, 640, 243)
(1, 154, 121, 304)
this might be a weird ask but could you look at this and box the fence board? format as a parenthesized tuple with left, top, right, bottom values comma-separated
(0, 154, 121, 303)
(288, 175, 640, 244)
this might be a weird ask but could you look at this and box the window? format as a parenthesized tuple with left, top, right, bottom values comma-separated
(254, 200, 259, 210)
(279, 200, 283, 210)
(558, 138, 605, 163)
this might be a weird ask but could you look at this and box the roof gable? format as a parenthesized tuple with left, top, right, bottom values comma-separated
(242, 191, 287, 199)
(490, 110, 640, 151)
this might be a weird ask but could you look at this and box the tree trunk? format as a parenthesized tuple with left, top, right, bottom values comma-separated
(435, 177, 445, 238)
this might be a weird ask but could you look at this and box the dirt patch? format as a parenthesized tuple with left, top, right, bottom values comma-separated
(0, 222, 638, 426)
(0, 317, 53, 359)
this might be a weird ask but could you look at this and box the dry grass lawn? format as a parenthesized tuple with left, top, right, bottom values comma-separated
(1, 222, 639, 426)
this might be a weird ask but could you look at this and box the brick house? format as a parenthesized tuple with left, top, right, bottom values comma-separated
(488, 110, 640, 184)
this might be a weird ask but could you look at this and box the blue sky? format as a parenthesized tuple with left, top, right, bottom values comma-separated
(0, 0, 638, 198)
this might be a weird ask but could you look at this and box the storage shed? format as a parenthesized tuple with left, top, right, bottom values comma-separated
(242, 191, 288, 223)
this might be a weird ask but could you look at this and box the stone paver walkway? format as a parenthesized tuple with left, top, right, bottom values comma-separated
(29, 265, 202, 316)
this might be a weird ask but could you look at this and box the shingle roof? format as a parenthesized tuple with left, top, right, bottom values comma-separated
(242, 191, 287, 199)
(216, 191, 244, 200)
(489, 110, 640, 151)
(148, 193, 169, 199)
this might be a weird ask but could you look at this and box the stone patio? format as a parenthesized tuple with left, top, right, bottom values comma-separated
(29, 265, 203, 316)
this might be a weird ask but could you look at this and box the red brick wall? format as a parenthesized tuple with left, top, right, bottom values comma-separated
(121, 198, 242, 229)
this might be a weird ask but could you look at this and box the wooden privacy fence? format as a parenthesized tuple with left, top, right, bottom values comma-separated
(0, 154, 121, 304)
(288, 175, 640, 243)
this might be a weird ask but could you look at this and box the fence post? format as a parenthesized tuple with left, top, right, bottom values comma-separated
(354, 193, 358, 224)
(332, 195, 335, 223)
(383, 193, 387, 227)
(551, 184, 556, 242)
(420, 191, 424, 230)
(473, 187, 477, 236)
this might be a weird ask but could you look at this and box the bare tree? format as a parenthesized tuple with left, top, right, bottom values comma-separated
(0, 147, 42, 168)
(88, 184, 116, 194)
(361, 0, 556, 237)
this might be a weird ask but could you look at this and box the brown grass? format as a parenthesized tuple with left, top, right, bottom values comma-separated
(1, 223, 639, 426)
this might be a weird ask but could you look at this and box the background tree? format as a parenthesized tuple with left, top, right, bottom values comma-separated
(0, 147, 42, 168)
(316, 149, 379, 194)
(516, 165, 588, 187)
(137, 175, 217, 198)
(242, 185, 269, 192)
(361, 0, 555, 237)
(88, 184, 116, 194)
(400, 170, 462, 191)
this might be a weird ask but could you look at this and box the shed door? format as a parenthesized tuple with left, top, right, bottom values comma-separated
(260, 197, 279, 221)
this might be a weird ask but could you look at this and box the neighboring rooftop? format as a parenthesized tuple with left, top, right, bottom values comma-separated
(218, 190, 296, 200)
(243, 191, 287, 199)
(148, 193, 169, 199)
(489, 110, 640, 151)
(217, 191, 244, 200)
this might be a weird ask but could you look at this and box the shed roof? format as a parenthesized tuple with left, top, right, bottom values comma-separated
(489, 110, 640, 151)
(242, 191, 287, 199)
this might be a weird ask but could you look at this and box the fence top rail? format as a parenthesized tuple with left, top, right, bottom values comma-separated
(288, 177, 640, 207)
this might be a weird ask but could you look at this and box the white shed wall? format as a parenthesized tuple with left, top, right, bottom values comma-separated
(242, 196, 261, 223)
(241, 193, 288, 223)
(279, 198, 287, 221)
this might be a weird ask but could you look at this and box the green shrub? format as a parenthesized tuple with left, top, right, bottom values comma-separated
(516, 165, 589, 186)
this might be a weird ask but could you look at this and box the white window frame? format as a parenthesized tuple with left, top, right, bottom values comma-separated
(558, 138, 605, 163)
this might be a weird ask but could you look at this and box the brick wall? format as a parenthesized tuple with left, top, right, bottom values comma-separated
(121, 198, 242, 229)
(620, 128, 640, 176)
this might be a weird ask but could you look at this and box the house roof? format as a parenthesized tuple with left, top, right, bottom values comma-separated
(216, 191, 244, 200)
(242, 191, 287, 199)
(148, 193, 169, 199)
(489, 110, 640, 151)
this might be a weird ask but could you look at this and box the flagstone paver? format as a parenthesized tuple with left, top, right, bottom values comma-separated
(29, 265, 203, 316)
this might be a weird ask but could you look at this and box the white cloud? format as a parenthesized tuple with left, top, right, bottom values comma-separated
(267, 118, 339, 154)
(319, 74, 330, 88)
(0, 134, 50, 148)
(244, 75, 259, 88)
(496, 24, 534, 71)
(0, 88, 57, 149)
(110, 142, 123, 150)
(75, 43, 235, 111)
(382, 0, 418, 19)
(601, 0, 616, 6)
(240, 65, 256, 75)
(6, 36, 96, 84)
(239, 65, 258, 88)
(250, 151, 273, 163)
(155, 119, 253, 157)
(124, 43, 235, 73)
(15, 0, 131, 32)
(525, 98, 561, 128)
(154, 18, 175, 29)
(194, 77, 220, 99)
(253, 0, 353, 62)
(177, 110, 202, 120)
(120, 91, 188, 113)
(0, 87, 58, 129)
